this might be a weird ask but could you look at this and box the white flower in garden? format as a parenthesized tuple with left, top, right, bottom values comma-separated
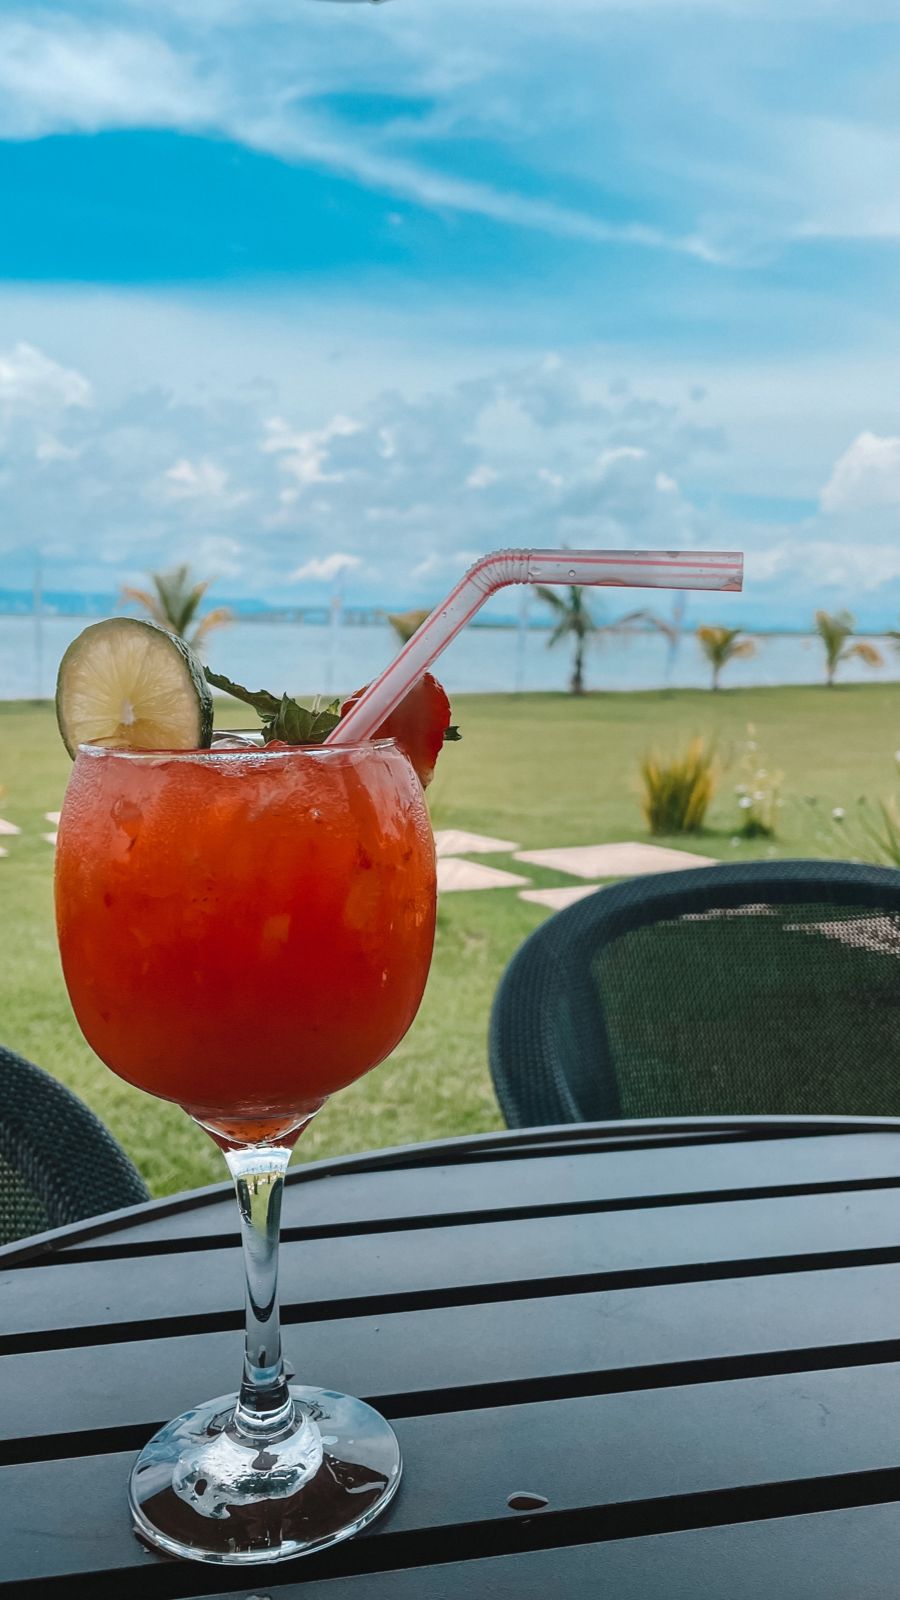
(832, 806, 845, 821)
(739, 796, 752, 809)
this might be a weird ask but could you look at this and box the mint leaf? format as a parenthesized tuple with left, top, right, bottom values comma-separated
(270, 694, 341, 744)
(205, 667, 341, 744)
(204, 668, 281, 718)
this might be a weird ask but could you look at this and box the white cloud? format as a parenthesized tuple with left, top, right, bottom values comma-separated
(747, 537, 900, 594)
(4, 0, 900, 295)
(465, 464, 499, 490)
(744, 546, 790, 583)
(162, 456, 249, 507)
(11, 331, 900, 624)
(289, 552, 362, 583)
(0, 13, 728, 266)
(0, 21, 218, 138)
(0, 342, 92, 415)
(597, 445, 648, 475)
(35, 434, 81, 463)
(263, 413, 362, 487)
(412, 548, 482, 581)
(194, 534, 244, 578)
(236, 114, 722, 263)
(0, 351, 728, 602)
(821, 431, 900, 512)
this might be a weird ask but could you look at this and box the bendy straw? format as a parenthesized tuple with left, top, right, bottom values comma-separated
(327, 547, 743, 745)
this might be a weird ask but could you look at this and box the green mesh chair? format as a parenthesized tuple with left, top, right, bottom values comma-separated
(489, 860, 900, 1128)
(0, 1046, 149, 1244)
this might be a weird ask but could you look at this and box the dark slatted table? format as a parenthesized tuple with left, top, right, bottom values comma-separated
(4, 1117, 900, 1598)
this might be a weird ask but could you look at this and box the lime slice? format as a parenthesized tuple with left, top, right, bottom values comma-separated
(55, 618, 214, 757)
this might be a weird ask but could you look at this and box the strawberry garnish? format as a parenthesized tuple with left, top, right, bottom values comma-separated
(341, 672, 458, 788)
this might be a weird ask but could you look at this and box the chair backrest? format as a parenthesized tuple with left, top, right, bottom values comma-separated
(0, 1047, 149, 1244)
(489, 860, 900, 1128)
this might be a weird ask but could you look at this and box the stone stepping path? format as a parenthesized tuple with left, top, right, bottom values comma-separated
(514, 842, 716, 879)
(438, 858, 531, 893)
(1, 820, 716, 912)
(520, 884, 603, 911)
(434, 829, 519, 857)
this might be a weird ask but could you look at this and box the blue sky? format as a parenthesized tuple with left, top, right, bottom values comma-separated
(3, 1, 900, 627)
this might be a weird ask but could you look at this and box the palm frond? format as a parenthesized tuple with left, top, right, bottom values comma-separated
(189, 607, 234, 648)
(847, 641, 884, 669)
(388, 608, 431, 645)
(121, 565, 224, 642)
(611, 607, 677, 642)
(533, 584, 568, 614)
(120, 585, 168, 627)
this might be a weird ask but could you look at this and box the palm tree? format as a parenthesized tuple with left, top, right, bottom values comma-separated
(696, 625, 756, 691)
(534, 584, 672, 695)
(387, 608, 431, 646)
(814, 609, 883, 686)
(120, 564, 233, 649)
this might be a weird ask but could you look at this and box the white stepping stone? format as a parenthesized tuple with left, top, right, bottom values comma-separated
(45, 811, 61, 825)
(438, 857, 531, 893)
(42, 832, 58, 847)
(520, 884, 603, 911)
(0, 818, 21, 835)
(434, 829, 520, 857)
(514, 842, 716, 879)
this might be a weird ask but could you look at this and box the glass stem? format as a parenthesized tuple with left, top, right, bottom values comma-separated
(225, 1144, 294, 1437)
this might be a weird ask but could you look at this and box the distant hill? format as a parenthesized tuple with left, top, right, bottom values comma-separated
(0, 589, 289, 619)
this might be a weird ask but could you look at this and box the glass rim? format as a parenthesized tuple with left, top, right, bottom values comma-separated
(75, 736, 398, 762)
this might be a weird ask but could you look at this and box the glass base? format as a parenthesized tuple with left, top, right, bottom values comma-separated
(129, 1385, 402, 1566)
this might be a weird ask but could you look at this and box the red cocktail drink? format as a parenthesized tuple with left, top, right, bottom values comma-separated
(54, 733, 436, 1565)
(56, 739, 436, 1143)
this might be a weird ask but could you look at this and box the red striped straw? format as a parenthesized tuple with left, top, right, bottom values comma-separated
(327, 546, 743, 745)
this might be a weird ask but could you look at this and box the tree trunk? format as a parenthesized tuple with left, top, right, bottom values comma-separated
(712, 663, 720, 691)
(570, 636, 585, 695)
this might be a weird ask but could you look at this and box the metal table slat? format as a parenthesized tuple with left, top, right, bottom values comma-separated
(191, 1502, 900, 1600)
(6, 1185, 900, 1348)
(7, 1364, 900, 1588)
(3, 1261, 900, 1454)
(50, 1130, 900, 1253)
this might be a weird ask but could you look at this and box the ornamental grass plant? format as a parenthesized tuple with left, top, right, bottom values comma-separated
(639, 735, 719, 835)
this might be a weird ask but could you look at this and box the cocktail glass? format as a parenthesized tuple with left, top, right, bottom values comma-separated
(55, 736, 436, 1565)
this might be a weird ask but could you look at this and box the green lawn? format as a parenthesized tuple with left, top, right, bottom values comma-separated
(1, 684, 896, 1195)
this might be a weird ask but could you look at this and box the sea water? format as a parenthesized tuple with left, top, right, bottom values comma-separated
(1, 614, 896, 701)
